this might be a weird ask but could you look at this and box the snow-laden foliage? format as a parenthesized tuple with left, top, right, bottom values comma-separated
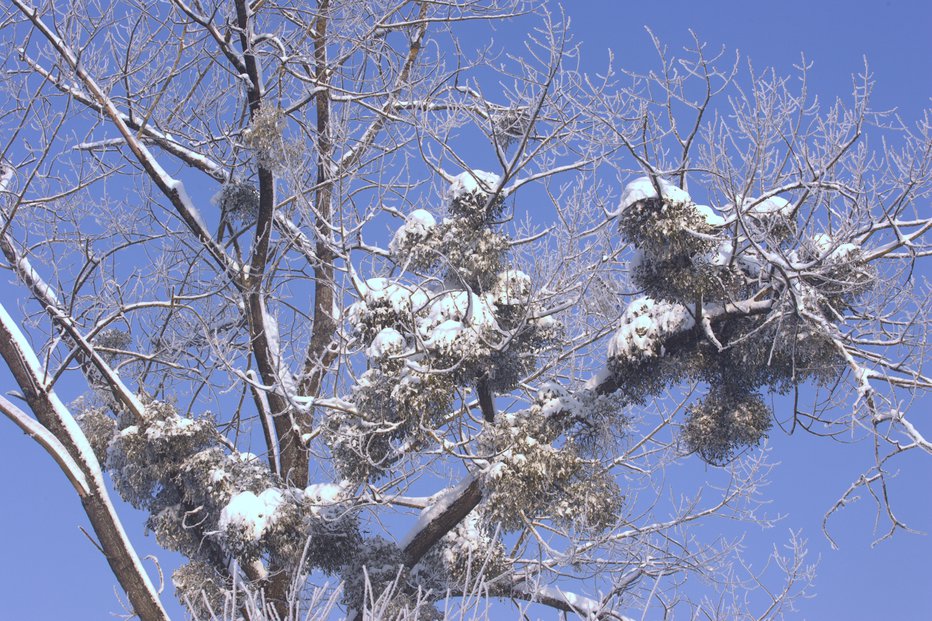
(612, 176, 878, 463)
(607, 297, 695, 363)
(388, 171, 510, 288)
(78, 398, 359, 603)
(619, 176, 730, 303)
(479, 385, 623, 532)
(389, 209, 437, 261)
(335, 172, 562, 488)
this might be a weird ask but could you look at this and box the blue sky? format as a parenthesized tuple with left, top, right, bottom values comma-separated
(1, 1, 931, 619)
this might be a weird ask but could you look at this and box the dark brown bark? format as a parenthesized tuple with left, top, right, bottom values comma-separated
(297, 0, 336, 475)
(231, 2, 306, 616)
(477, 377, 497, 423)
(351, 477, 483, 621)
(402, 477, 484, 567)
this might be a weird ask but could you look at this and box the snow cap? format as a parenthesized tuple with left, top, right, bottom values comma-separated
(619, 176, 692, 212)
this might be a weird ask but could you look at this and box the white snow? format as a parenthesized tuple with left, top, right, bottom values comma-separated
(219, 488, 285, 541)
(367, 327, 406, 360)
(535, 382, 581, 418)
(832, 242, 859, 259)
(389, 208, 437, 255)
(811, 233, 834, 254)
(446, 170, 502, 201)
(143, 413, 198, 441)
(304, 483, 345, 517)
(14, 253, 61, 306)
(406, 208, 437, 229)
(440, 512, 485, 565)
(737, 247, 763, 276)
(812, 233, 860, 261)
(745, 195, 793, 219)
(260, 305, 298, 397)
(418, 290, 497, 335)
(608, 297, 695, 362)
(618, 176, 692, 212)
(711, 239, 735, 267)
(695, 204, 726, 227)
(584, 367, 614, 391)
(424, 319, 470, 353)
(304, 483, 343, 504)
(359, 278, 430, 314)
(533, 585, 602, 616)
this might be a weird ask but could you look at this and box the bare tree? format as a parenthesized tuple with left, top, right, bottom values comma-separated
(1, 2, 929, 620)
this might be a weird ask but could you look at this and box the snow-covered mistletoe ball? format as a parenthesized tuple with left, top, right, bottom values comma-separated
(445, 170, 504, 224)
(389, 208, 439, 268)
(618, 177, 734, 303)
(348, 278, 428, 343)
(618, 176, 723, 258)
(106, 402, 217, 509)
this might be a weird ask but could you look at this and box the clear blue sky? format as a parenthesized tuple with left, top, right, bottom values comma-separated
(1, 1, 930, 619)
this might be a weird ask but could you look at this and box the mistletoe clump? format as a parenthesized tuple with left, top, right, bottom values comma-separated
(480, 392, 623, 532)
(213, 180, 260, 223)
(345, 170, 561, 460)
(79, 399, 361, 582)
(682, 388, 772, 465)
(242, 103, 302, 170)
(619, 176, 730, 303)
(606, 176, 874, 464)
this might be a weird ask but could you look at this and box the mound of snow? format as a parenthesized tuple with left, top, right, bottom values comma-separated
(694, 204, 726, 227)
(619, 176, 692, 212)
(358, 278, 430, 314)
(446, 170, 502, 202)
(367, 327, 406, 360)
(486, 269, 532, 306)
(418, 290, 498, 335)
(811, 233, 860, 261)
(608, 297, 695, 362)
(389, 209, 437, 255)
(219, 488, 285, 541)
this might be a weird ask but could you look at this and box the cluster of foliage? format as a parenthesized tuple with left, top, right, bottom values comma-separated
(610, 177, 876, 463)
